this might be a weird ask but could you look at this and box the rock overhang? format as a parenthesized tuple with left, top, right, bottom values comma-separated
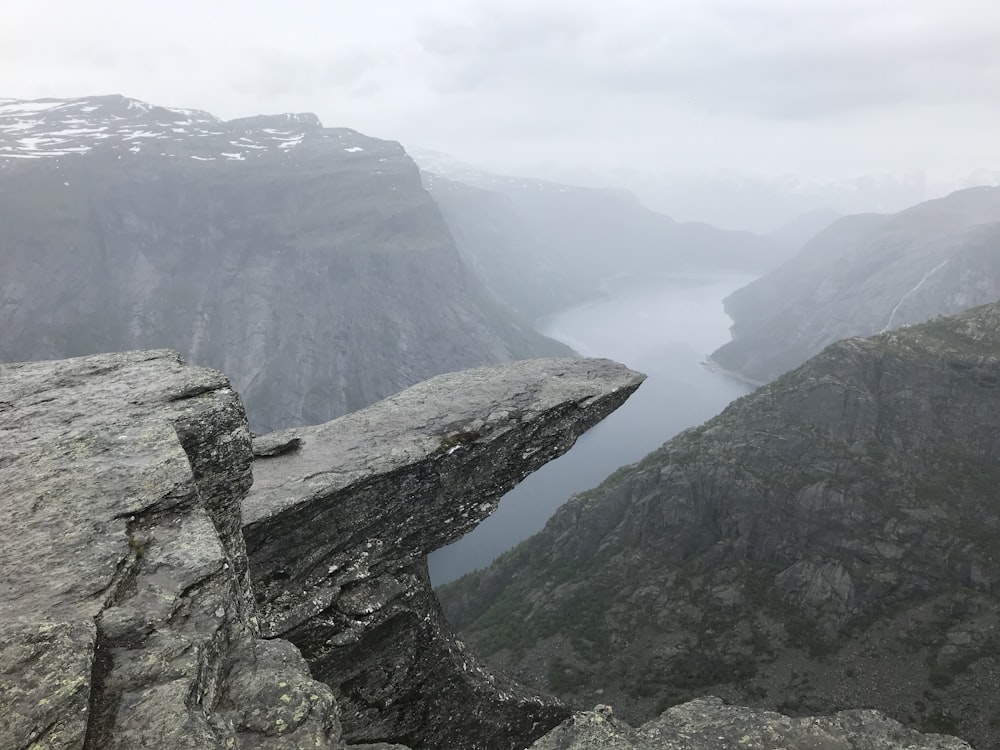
(240, 357, 645, 749)
(0, 350, 645, 750)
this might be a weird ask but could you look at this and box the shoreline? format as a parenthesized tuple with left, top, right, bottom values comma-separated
(700, 355, 767, 390)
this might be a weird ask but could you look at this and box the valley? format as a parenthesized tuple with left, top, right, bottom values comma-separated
(430, 272, 755, 583)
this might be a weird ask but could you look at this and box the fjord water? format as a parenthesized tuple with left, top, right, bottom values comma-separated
(428, 273, 757, 585)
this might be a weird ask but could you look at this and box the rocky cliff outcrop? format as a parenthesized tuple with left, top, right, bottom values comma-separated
(0, 350, 339, 749)
(710, 186, 1000, 383)
(242, 358, 646, 749)
(0, 350, 643, 749)
(1, 349, 974, 749)
(440, 302, 1000, 747)
(0, 95, 567, 433)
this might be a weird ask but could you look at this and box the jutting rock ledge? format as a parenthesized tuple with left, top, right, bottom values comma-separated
(0, 350, 971, 749)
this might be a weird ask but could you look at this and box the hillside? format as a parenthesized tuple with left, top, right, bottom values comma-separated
(439, 301, 1000, 748)
(710, 187, 1000, 383)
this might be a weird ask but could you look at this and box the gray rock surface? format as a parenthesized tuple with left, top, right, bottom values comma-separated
(440, 302, 1000, 747)
(0, 620, 95, 749)
(0, 350, 339, 749)
(243, 358, 646, 750)
(0, 95, 568, 433)
(531, 699, 972, 749)
(0, 351, 642, 750)
(711, 186, 1000, 383)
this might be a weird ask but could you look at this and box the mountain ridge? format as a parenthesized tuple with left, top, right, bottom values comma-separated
(710, 186, 1000, 383)
(0, 94, 569, 432)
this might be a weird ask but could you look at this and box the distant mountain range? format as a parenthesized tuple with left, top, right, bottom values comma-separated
(0, 95, 567, 431)
(543, 166, 998, 234)
(711, 186, 1000, 383)
(412, 148, 790, 322)
(766, 207, 841, 252)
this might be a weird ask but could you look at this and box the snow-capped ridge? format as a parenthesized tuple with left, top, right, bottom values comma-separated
(0, 95, 370, 164)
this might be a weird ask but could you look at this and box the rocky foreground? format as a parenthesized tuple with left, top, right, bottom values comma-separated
(0, 350, 973, 749)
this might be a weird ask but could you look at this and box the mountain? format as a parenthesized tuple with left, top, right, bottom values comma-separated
(710, 187, 1000, 383)
(412, 149, 789, 322)
(767, 207, 842, 252)
(0, 95, 568, 432)
(438, 301, 1000, 748)
(546, 167, 936, 234)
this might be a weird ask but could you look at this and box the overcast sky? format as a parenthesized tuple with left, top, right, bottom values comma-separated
(3, 0, 999, 209)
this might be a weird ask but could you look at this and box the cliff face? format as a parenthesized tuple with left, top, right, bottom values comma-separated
(439, 302, 1000, 747)
(0, 95, 567, 432)
(0, 350, 339, 749)
(242, 358, 646, 750)
(0, 350, 643, 750)
(710, 187, 1000, 383)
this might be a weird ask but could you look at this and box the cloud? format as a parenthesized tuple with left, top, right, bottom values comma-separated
(412, 0, 1000, 119)
(1, 0, 999, 192)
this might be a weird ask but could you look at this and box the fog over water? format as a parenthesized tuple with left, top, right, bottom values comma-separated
(428, 273, 757, 585)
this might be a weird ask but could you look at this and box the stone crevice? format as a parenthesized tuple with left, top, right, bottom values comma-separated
(80, 630, 115, 750)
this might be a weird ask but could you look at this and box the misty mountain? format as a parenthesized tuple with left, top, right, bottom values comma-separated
(438, 301, 1000, 747)
(412, 149, 789, 322)
(540, 167, 943, 234)
(0, 95, 568, 432)
(767, 207, 842, 252)
(710, 186, 1000, 383)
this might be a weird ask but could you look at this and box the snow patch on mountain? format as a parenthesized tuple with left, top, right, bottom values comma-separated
(0, 95, 369, 164)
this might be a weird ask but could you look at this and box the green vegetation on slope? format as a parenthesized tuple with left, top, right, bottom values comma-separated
(437, 301, 1000, 747)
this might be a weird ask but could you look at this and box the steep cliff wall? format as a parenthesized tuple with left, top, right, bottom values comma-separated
(242, 358, 646, 750)
(0, 95, 567, 432)
(441, 302, 1000, 747)
(0, 350, 340, 749)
